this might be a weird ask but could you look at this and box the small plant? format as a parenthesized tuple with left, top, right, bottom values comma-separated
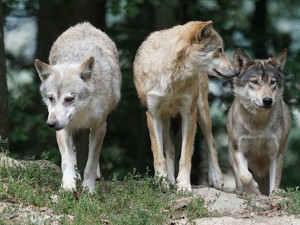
(186, 196, 209, 221)
(282, 187, 300, 214)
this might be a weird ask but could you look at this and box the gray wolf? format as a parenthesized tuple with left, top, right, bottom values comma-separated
(34, 22, 121, 193)
(227, 48, 291, 195)
(133, 21, 238, 191)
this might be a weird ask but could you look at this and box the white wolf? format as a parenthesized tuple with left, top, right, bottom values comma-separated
(35, 22, 121, 193)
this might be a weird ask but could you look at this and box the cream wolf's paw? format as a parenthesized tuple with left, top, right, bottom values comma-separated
(176, 173, 192, 192)
(176, 181, 192, 193)
(208, 166, 224, 190)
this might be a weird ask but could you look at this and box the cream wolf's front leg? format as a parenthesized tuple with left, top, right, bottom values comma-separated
(56, 129, 78, 191)
(83, 121, 107, 193)
(197, 90, 224, 190)
(177, 102, 197, 192)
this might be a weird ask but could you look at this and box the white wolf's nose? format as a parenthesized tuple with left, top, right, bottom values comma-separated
(46, 121, 57, 129)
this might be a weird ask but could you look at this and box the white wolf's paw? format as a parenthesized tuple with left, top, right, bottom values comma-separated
(82, 179, 96, 194)
(208, 166, 224, 190)
(61, 180, 76, 192)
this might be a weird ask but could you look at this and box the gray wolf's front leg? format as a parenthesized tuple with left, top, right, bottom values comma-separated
(235, 151, 261, 195)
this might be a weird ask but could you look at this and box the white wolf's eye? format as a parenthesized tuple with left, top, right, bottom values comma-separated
(64, 96, 75, 103)
(218, 48, 223, 53)
(48, 96, 55, 102)
(271, 80, 276, 85)
(250, 80, 258, 85)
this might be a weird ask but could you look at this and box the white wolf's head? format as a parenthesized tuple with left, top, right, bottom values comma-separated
(232, 48, 287, 112)
(35, 57, 95, 130)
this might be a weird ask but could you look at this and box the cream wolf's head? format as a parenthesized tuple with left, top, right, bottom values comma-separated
(232, 48, 287, 111)
(181, 21, 238, 79)
(34, 57, 95, 130)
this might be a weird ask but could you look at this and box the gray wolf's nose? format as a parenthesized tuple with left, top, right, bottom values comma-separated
(263, 97, 273, 106)
(46, 121, 56, 128)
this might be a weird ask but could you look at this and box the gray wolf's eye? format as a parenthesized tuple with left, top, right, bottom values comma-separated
(271, 80, 276, 85)
(251, 80, 258, 85)
(65, 96, 75, 103)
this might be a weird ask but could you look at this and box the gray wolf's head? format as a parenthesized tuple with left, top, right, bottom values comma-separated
(185, 21, 238, 79)
(34, 57, 95, 130)
(233, 48, 287, 111)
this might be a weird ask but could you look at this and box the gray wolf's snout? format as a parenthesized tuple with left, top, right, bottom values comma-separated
(263, 97, 273, 107)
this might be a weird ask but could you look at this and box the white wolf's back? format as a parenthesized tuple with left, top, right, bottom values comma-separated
(49, 22, 121, 109)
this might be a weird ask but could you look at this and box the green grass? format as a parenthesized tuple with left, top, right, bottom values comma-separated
(282, 187, 300, 214)
(0, 163, 209, 224)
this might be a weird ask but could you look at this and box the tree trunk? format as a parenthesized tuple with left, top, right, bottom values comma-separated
(252, 0, 268, 58)
(0, 1, 9, 150)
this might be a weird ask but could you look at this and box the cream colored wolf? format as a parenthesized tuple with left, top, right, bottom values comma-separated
(34, 22, 121, 193)
(227, 48, 291, 195)
(134, 21, 238, 191)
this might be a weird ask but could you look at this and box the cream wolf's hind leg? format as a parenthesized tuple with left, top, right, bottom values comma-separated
(83, 121, 107, 193)
(146, 111, 168, 179)
(196, 83, 224, 190)
(163, 117, 175, 184)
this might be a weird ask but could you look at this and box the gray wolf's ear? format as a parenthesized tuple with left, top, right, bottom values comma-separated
(270, 48, 287, 72)
(34, 59, 52, 82)
(233, 48, 251, 71)
(80, 56, 95, 81)
(197, 21, 213, 39)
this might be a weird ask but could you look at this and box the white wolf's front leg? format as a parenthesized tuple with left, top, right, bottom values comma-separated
(83, 121, 107, 193)
(56, 129, 78, 191)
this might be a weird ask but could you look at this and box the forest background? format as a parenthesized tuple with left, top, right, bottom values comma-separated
(0, 0, 299, 188)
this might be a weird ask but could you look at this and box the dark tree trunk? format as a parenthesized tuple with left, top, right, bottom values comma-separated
(0, 1, 9, 150)
(252, 0, 268, 58)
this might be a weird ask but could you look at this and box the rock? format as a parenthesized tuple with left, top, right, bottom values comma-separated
(0, 153, 25, 169)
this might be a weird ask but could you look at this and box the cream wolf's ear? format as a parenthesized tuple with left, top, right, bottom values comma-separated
(80, 56, 95, 81)
(270, 48, 288, 72)
(197, 21, 213, 39)
(233, 48, 251, 71)
(35, 59, 53, 82)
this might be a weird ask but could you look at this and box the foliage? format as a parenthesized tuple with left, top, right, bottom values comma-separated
(2, 0, 300, 188)
(0, 163, 210, 224)
(186, 196, 209, 221)
(282, 187, 300, 214)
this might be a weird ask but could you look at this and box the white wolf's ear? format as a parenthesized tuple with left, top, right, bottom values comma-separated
(80, 56, 95, 81)
(233, 48, 251, 71)
(270, 48, 287, 72)
(197, 21, 213, 39)
(35, 59, 52, 82)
